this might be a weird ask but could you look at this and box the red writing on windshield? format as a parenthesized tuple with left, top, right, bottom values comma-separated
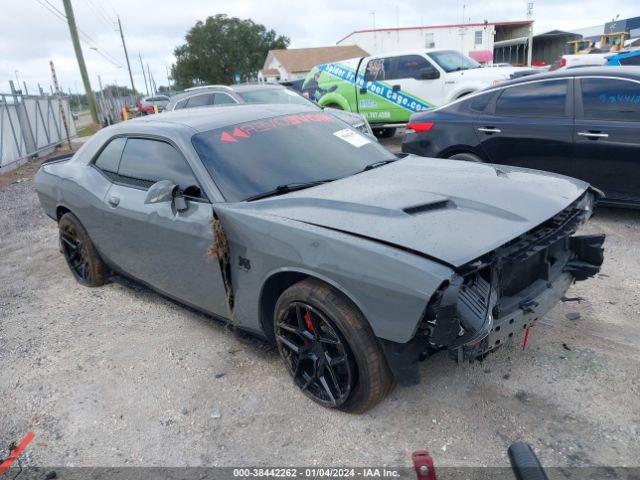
(218, 113, 334, 143)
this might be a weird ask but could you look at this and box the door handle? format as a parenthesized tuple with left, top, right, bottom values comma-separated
(577, 131, 608, 139)
(107, 196, 120, 207)
(478, 127, 502, 134)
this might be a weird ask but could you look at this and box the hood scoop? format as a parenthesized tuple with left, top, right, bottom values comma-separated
(403, 200, 454, 215)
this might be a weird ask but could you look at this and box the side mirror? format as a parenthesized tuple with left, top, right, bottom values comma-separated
(144, 180, 175, 205)
(419, 68, 440, 80)
(144, 180, 189, 212)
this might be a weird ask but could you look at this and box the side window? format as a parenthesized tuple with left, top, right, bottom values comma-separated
(93, 137, 126, 179)
(117, 138, 202, 196)
(468, 91, 496, 112)
(425, 32, 435, 48)
(619, 56, 640, 66)
(213, 93, 237, 105)
(393, 55, 433, 80)
(174, 99, 188, 110)
(474, 30, 483, 45)
(581, 78, 640, 122)
(364, 57, 393, 82)
(186, 94, 213, 108)
(495, 80, 568, 117)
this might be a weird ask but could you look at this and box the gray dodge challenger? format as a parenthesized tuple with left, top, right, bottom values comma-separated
(35, 104, 605, 412)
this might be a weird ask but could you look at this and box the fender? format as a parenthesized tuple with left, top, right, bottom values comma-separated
(317, 92, 352, 112)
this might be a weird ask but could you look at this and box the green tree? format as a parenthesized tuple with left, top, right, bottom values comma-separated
(172, 14, 289, 88)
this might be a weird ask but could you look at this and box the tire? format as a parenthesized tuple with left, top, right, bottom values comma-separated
(373, 127, 396, 139)
(508, 442, 549, 480)
(448, 152, 483, 162)
(274, 278, 395, 413)
(58, 212, 109, 287)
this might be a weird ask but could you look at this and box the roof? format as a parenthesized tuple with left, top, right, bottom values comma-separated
(268, 45, 369, 73)
(115, 104, 318, 134)
(260, 68, 279, 76)
(337, 20, 533, 44)
(494, 65, 640, 88)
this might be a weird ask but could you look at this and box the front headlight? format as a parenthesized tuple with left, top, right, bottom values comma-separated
(576, 191, 596, 220)
(356, 117, 374, 138)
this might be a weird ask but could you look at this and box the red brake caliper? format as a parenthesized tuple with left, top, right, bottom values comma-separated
(304, 311, 315, 333)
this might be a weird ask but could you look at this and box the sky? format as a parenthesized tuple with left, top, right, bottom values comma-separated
(1, 0, 637, 96)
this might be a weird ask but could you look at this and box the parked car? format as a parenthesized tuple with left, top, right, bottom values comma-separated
(606, 50, 640, 66)
(35, 105, 604, 412)
(279, 78, 305, 93)
(138, 95, 170, 114)
(35, 104, 604, 412)
(402, 66, 640, 208)
(164, 83, 374, 138)
(302, 49, 533, 137)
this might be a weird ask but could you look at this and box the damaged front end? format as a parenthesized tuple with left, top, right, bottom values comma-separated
(385, 190, 605, 385)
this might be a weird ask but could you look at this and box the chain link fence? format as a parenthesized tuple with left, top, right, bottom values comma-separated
(0, 91, 77, 170)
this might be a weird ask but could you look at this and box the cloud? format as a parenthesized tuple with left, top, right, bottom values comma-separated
(2, 0, 637, 94)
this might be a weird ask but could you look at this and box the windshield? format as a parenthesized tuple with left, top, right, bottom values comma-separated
(427, 50, 480, 72)
(192, 112, 395, 202)
(237, 88, 313, 106)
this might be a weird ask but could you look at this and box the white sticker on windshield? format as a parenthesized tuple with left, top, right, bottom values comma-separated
(333, 128, 371, 148)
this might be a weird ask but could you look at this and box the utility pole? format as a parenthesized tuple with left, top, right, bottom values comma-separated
(147, 64, 155, 96)
(50, 61, 72, 150)
(61, 0, 98, 124)
(117, 17, 136, 96)
(139, 53, 149, 96)
(165, 65, 171, 92)
(526, 2, 534, 67)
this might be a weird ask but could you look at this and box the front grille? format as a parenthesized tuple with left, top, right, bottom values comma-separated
(459, 275, 491, 319)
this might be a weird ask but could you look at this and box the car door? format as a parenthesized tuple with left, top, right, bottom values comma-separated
(474, 79, 575, 175)
(572, 76, 640, 202)
(391, 54, 443, 113)
(358, 56, 404, 123)
(95, 136, 229, 317)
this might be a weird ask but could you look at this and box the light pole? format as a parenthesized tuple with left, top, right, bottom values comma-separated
(14, 70, 21, 92)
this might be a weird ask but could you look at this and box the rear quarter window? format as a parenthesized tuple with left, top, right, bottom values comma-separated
(93, 137, 126, 176)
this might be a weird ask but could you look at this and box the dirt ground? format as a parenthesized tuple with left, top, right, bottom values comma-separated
(1, 145, 639, 471)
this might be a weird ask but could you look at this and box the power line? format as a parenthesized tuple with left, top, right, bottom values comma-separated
(85, 0, 118, 34)
(34, 0, 123, 68)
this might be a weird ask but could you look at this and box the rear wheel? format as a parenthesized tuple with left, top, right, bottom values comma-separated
(274, 278, 394, 413)
(373, 127, 396, 139)
(448, 152, 483, 162)
(58, 212, 109, 287)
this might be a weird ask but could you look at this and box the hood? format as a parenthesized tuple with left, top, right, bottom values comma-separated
(239, 157, 589, 268)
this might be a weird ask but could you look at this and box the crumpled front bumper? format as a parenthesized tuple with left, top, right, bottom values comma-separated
(452, 233, 605, 362)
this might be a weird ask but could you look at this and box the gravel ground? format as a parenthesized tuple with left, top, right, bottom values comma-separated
(1, 144, 639, 470)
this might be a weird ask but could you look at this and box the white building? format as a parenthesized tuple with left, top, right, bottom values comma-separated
(336, 21, 533, 64)
(258, 45, 368, 83)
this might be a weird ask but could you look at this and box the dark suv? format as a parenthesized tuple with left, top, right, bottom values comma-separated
(402, 67, 640, 208)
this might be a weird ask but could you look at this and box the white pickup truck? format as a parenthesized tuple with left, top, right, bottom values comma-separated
(302, 49, 531, 136)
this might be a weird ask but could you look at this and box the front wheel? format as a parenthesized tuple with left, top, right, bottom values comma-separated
(274, 278, 395, 413)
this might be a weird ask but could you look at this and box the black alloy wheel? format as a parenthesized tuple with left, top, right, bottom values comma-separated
(275, 302, 355, 408)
